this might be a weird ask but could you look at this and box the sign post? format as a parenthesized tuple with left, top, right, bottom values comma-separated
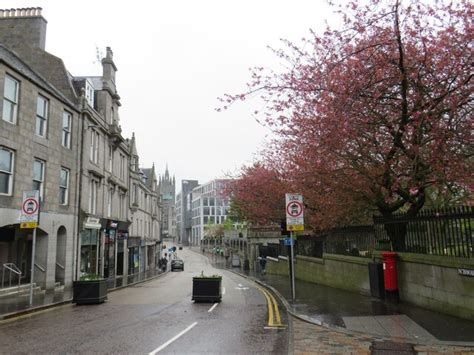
(285, 193, 304, 302)
(20, 191, 40, 306)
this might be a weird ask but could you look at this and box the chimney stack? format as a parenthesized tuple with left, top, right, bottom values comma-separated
(0, 7, 47, 52)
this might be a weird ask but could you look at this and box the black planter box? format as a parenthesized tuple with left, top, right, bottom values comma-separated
(73, 279, 108, 304)
(192, 277, 222, 303)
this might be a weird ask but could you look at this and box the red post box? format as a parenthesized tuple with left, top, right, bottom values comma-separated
(382, 251, 399, 301)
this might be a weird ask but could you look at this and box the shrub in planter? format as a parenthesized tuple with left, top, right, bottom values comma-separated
(73, 274, 108, 305)
(192, 271, 222, 303)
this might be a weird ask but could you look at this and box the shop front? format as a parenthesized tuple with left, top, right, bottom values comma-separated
(128, 237, 140, 275)
(146, 241, 155, 271)
(99, 219, 130, 280)
(80, 217, 101, 276)
(116, 230, 128, 277)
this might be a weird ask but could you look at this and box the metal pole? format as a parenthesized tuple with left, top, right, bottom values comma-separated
(29, 228, 37, 306)
(290, 231, 296, 301)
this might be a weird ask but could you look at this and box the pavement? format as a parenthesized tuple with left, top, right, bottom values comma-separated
(0, 268, 166, 320)
(1, 248, 474, 354)
(202, 249, 474, 354)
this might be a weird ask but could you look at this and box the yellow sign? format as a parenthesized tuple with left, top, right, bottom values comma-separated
(287, 224, 304, 231)
(20, 222, 38, 229)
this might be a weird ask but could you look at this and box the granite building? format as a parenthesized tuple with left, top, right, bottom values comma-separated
(0, 8, 80, 290)
(159, 165, 175, 240)
(0, 7, 160, 294)
(128, 134, 161, 275)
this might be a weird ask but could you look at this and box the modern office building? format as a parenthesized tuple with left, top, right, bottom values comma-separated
(190, 179, 231, 246)
(175, 180, 198, 245)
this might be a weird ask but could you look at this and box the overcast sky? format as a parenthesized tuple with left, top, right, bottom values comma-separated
(4, 0, 334, 190)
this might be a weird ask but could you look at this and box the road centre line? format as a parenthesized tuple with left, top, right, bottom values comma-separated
(208, 303, 218, 312)
(148, 322, 198, 354)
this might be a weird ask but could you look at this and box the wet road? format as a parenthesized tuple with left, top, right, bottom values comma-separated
(0, 248, 288, 354)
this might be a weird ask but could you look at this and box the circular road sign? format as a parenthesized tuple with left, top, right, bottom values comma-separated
(286, 201, 303, 218)
(22, 197, 39, 215)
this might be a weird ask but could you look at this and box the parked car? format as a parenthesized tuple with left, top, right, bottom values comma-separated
(171, 259, 184, 271)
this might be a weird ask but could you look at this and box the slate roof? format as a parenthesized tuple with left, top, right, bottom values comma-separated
(0, 44, 77, 109)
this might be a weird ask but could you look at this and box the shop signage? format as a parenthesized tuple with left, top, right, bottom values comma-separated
(458, 268, 474, 277)
(84, 217, 101, 230)
(108, 220, 119, 229)
(117, 231, 129, 240)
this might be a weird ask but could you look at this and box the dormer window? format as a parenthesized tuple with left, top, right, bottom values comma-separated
(85, 80, 95, 108)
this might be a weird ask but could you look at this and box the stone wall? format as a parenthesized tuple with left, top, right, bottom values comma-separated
(265, 252, 474, 320)
(396, 253, 474, 320)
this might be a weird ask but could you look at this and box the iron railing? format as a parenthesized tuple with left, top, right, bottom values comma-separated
(374, 206, 473, 258)
(1, 263, 22, 289)
(323, 226, 375, 257)
(320, 206, 472, 258)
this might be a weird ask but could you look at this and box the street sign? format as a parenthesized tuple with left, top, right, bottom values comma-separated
(285, 193, 304, 231)
(20, 191, 40, 307)
(283, 237, 294, 246)
(20, 191, 40, 224)
(20, 222, 38, 229)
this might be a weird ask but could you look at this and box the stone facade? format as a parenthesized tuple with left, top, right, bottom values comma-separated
(0, 11, 80, 289)
(159, 165, 175, 239)
(265, 251, 474, 321)
(128, 135, 161, 274)
(0, 7, 162, 293)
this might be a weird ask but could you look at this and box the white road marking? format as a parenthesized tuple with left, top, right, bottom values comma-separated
(208, 303, 218, 313)
(222, 287, 226, 295)
(148, 322, 198, 354)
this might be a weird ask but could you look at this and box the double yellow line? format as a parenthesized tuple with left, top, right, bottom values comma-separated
(256, 285, 286, 329)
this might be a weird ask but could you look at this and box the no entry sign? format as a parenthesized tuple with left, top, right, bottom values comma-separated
(285, 193, 304, 231)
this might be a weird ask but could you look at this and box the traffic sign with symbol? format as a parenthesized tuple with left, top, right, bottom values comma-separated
(285, 193, 304, 230)
(20, 191, 40, 224)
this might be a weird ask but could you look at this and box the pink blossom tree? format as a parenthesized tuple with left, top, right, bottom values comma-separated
(222, 0, 473, 250)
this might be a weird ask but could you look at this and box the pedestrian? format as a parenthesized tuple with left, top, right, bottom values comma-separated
(160, 257, 167, 272)
(259, 256, 267, 275)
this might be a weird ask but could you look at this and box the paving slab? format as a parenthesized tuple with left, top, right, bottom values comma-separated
(343, 314, 437, 341)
